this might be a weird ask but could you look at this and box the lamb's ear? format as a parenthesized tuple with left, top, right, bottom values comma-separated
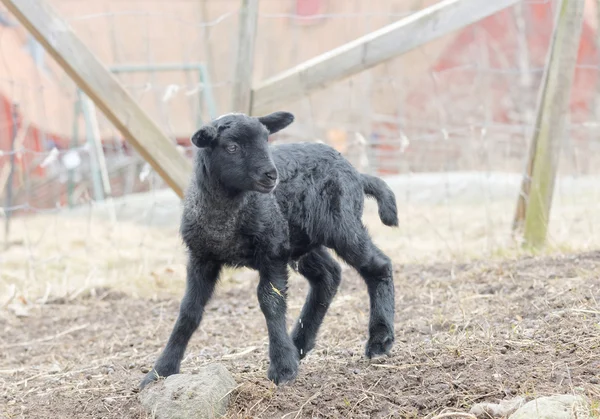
(258, 111, 294, 134)
(191, 125, 218, 148)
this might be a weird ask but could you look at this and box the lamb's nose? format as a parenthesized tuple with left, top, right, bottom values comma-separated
(263, 168, 278, 181)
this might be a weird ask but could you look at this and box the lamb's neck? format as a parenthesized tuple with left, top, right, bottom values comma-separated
(194, 156, 248, 216)
(197, 180, 247, 213)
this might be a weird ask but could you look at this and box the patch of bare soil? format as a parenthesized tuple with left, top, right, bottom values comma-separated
(1, 252, 600, 418)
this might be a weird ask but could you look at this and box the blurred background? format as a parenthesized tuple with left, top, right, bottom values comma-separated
(1, 0, 600, 301)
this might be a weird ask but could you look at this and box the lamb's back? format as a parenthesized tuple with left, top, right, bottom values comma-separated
(271, 142, 365, 248)
(272, 142, 360, 190)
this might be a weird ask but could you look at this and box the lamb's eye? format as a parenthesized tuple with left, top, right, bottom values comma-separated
(226, 144, 239, 153)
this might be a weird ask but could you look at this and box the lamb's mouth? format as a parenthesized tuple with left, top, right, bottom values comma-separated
(255, 180, 277, 193)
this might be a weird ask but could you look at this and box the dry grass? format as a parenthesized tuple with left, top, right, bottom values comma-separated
(1, 192, 600, 418)
(1, 212, 187, 303)
(2, 193, 600, 304)
(1, 251, 599, 418)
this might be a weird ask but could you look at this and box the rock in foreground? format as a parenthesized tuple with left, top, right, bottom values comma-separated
(509, 395, 590, 419)
(139, 364, 236, 419)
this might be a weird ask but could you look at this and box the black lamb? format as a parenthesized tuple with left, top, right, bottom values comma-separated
(141, 111, 398, 388)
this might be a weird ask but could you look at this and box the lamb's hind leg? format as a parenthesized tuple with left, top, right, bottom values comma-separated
(291, 246, 342, 359)
(331, 226, 395, 358)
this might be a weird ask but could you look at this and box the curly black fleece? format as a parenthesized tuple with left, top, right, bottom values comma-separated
(141, 112, 398, 388)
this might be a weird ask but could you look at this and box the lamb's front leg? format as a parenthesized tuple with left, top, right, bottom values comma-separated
(140, 258, 221, 389)
(257, 262, 299, 385)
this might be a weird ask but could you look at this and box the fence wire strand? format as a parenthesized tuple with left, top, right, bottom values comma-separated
(1, 0, 599, 302)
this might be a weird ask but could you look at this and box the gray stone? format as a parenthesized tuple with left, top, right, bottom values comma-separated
(509, 395, 590, 419)
(470, 396, 525, 418)
(139, 364, 237, 419)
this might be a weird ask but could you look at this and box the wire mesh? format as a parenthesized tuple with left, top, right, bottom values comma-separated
(1, 0, 599, 303)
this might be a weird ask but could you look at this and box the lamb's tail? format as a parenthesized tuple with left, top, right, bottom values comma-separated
(361, 174, 398, 227)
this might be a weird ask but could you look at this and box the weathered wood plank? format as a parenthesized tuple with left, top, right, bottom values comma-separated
(1, 0, 192, 198)
(521, 0, 585, 248)
(250, 0, 520, 115)
(231, 0, 259, 113)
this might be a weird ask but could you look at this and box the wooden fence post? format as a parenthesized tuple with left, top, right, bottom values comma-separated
(231, 0, 259, 113)
(3, 103, 18, 249)
(516, 0, 585, 248)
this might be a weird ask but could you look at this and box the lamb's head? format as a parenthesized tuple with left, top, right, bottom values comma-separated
(191, 111, 294, 194)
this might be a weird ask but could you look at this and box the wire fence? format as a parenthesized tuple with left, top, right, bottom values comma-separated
(1, 0, 600, 302)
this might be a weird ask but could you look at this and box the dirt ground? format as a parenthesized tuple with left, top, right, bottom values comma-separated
(2, 249, 600, 418)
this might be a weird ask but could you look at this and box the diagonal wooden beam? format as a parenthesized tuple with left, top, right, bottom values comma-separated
(1, 0, 192, 198)
(250, 0, 521, 115)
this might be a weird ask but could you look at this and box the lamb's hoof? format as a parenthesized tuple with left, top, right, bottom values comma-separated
(140, 369, 161, 390)
(140, 364, 178, 390)
(296, 345, 313, 360)
(365, 331, 394, 359)
(267, 355, 299, 385)
(291, 332, 315, 360)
